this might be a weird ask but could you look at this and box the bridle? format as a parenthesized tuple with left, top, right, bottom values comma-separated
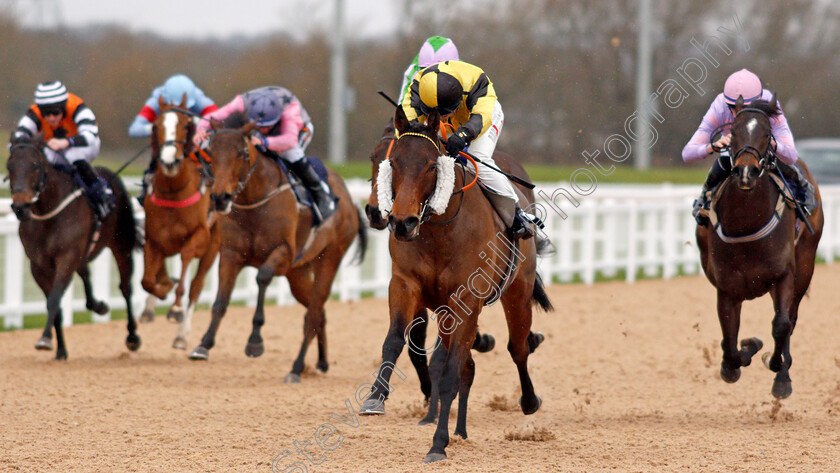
(730, 107, 777, 176)
(209, 128, 255, 199)
(8, 143, 48, 204)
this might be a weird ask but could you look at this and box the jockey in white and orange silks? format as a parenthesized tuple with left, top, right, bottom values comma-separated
(683, 68, 817, 224)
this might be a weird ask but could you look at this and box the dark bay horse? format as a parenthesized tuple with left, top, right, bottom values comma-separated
(362, 107, 552, 463)
(697, 96, 823, 399)
(141, 98, 220, 349)
(6, 136, 140, 359)
(188, 114, 367, 384)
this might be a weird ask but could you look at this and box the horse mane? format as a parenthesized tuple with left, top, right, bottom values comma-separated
(744, 97, 780, 117)
(403, 118, 434, 135)
(223, 111, 252, 128)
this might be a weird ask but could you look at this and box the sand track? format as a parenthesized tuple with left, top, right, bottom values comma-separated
(3, 265, 840, 472)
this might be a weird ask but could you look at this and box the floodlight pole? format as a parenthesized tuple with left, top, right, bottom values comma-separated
(634, 0, 652, 170)
(329, 0, 347, 164)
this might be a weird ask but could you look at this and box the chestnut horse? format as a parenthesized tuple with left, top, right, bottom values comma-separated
(188, 113, 367, 384)
(141, 98, 221, 350)
(697, 96, 823, 399)
(362, 107, 552, 463)
(7, 136, 140, 359)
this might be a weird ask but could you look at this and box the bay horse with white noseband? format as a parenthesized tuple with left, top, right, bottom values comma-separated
(361, 107, 552, 463)
(188, 113, 367, 384)
(6, 135, 140, 359)
(141, 97, 220, 350)
(697, 95, 823, 399)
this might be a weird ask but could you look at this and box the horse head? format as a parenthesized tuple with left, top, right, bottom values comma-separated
(730, 94, 779, 191)
(153, 95, 196, 178)
(207, 114, 256, 214)
(386, 106, 444, 241)
(7, 134, 48, 221)
(365, 118, 396, 230)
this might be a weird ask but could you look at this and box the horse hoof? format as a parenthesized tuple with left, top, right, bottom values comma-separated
(740, 337, 763, 356)
(35, 337, 53, 351)
(245, 341, 265, 358)
(454, 429, 468, 439)
(188, 346, 209, 361)
(166, 309, 184, 324)
(418, 417, 437, 426)
(172, 337, 187, 350)
(772, 379, 793, 399)
(521, 395, 542, 415)
(283, 373, 301, 384)
(125, 335, 141, 352)
(139, 310, 155, 324)
(87, 301, 109, 315)
(55, 351, 67, 361)
(316, 360, 329, 373)
(528, 332, 545, 353)
(424, 452, 447, 463)
(358, 398, 385, 415)
(720, 366, 741, 383)
(475, 334, 495, 353)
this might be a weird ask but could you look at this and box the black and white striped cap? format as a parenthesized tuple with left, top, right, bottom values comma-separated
(34, 81, 68, 105)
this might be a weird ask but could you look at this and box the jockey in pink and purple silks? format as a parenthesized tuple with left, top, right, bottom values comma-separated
(683, 69, 817, 224)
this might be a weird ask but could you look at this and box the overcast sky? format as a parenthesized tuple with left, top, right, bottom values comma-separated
(8, 0, 406, 40)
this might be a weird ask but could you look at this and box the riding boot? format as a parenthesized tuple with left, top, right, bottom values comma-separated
(288, 158, 337, 222)
(137, 166, 154, 207)
(73, 160, 114, 219)
(509, 204, 543, 241)
(776, 161, 818, 215)
(693, 153, 731, 225)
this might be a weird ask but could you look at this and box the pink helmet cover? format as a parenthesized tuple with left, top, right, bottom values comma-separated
(418, 36, 459, 67)
(723, 69, 762, 105)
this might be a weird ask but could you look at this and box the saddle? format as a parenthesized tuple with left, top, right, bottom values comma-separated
(270, 155, 336, 225)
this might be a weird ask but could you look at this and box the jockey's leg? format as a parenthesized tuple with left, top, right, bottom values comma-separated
(137, 158, 157, 207)
(64, 138, 113, 219)
(285, 149, 337, 222)
(693, 152, 731, 225)
(467, 102, 538, 240)
(776, 160, 818, 214)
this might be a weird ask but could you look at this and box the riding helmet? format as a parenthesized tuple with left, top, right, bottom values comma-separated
(418, 66, 463, 116)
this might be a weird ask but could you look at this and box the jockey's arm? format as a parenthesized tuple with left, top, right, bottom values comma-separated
(264, 101, 303, 153)
(68, 105, 99, 148)
(194, 95, 245, 145)
(770, 113, 798, 165)
(682, 100, 724, 163)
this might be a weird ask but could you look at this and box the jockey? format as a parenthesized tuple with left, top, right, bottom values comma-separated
(12, 81, 112, 219)
(683, 69, 817, 224)
(193, 86, 336, 221)
(398, 36, 459, 101)
(129, 74, 218, 205)
(402, 60, 539, 240)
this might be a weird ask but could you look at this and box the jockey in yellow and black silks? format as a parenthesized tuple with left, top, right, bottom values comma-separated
(401, 60, 539, 239)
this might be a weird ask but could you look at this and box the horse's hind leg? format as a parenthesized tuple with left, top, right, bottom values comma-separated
(420, 344, 446, 425)
(716, 290, 761, 384)
(189, 249, 245, 360)
(112, 243, 140, 352)
(501, 280, 542, 415)
(140, 295, 157, 323)
(77, 263, 108, 315)
(173, 231, 218, 350)
(765, 271, 796, 399)
(310, 247, 347, 375)
(453, 353, 475, 439)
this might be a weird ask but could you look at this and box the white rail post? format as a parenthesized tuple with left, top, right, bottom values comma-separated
(4, 233, 24, 329)
(626, 200, 639, 283)
(583, 199, 597, 284)
(92, 250, 112, 323)
(61, 278, 74, 327)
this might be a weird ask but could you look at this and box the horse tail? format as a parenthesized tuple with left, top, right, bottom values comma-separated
(531, 273, 554, 312)
(352, 205, 368, 265)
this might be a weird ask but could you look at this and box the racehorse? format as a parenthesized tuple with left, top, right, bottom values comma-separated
(7, 136, 140, 360)
(141, 97, 220, 350)
(697, 95, 824, 399)
(362, 106, 552, 463)
(365, 119, 521, 405)
(188, 113, 367, 384)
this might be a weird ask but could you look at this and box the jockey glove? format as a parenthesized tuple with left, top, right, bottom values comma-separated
(252, 131, 268, 153)
(445, 131, 468, 158)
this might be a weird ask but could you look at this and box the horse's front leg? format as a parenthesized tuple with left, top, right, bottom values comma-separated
(246, 243, 293, 359)
(716, 289, 762, 383)
(359, 276, 421, 415)
(188, 248, 245, 360)
(141, 244, 172, 301)
(172, 228, 213, 349)
(43, 256, 79, 360)
(765, 270, 795, 399)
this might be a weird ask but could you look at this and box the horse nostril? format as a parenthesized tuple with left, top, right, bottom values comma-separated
(403, 216, 420, 233)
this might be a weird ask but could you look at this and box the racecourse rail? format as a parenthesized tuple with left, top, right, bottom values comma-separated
(2, 178, 840, 330)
